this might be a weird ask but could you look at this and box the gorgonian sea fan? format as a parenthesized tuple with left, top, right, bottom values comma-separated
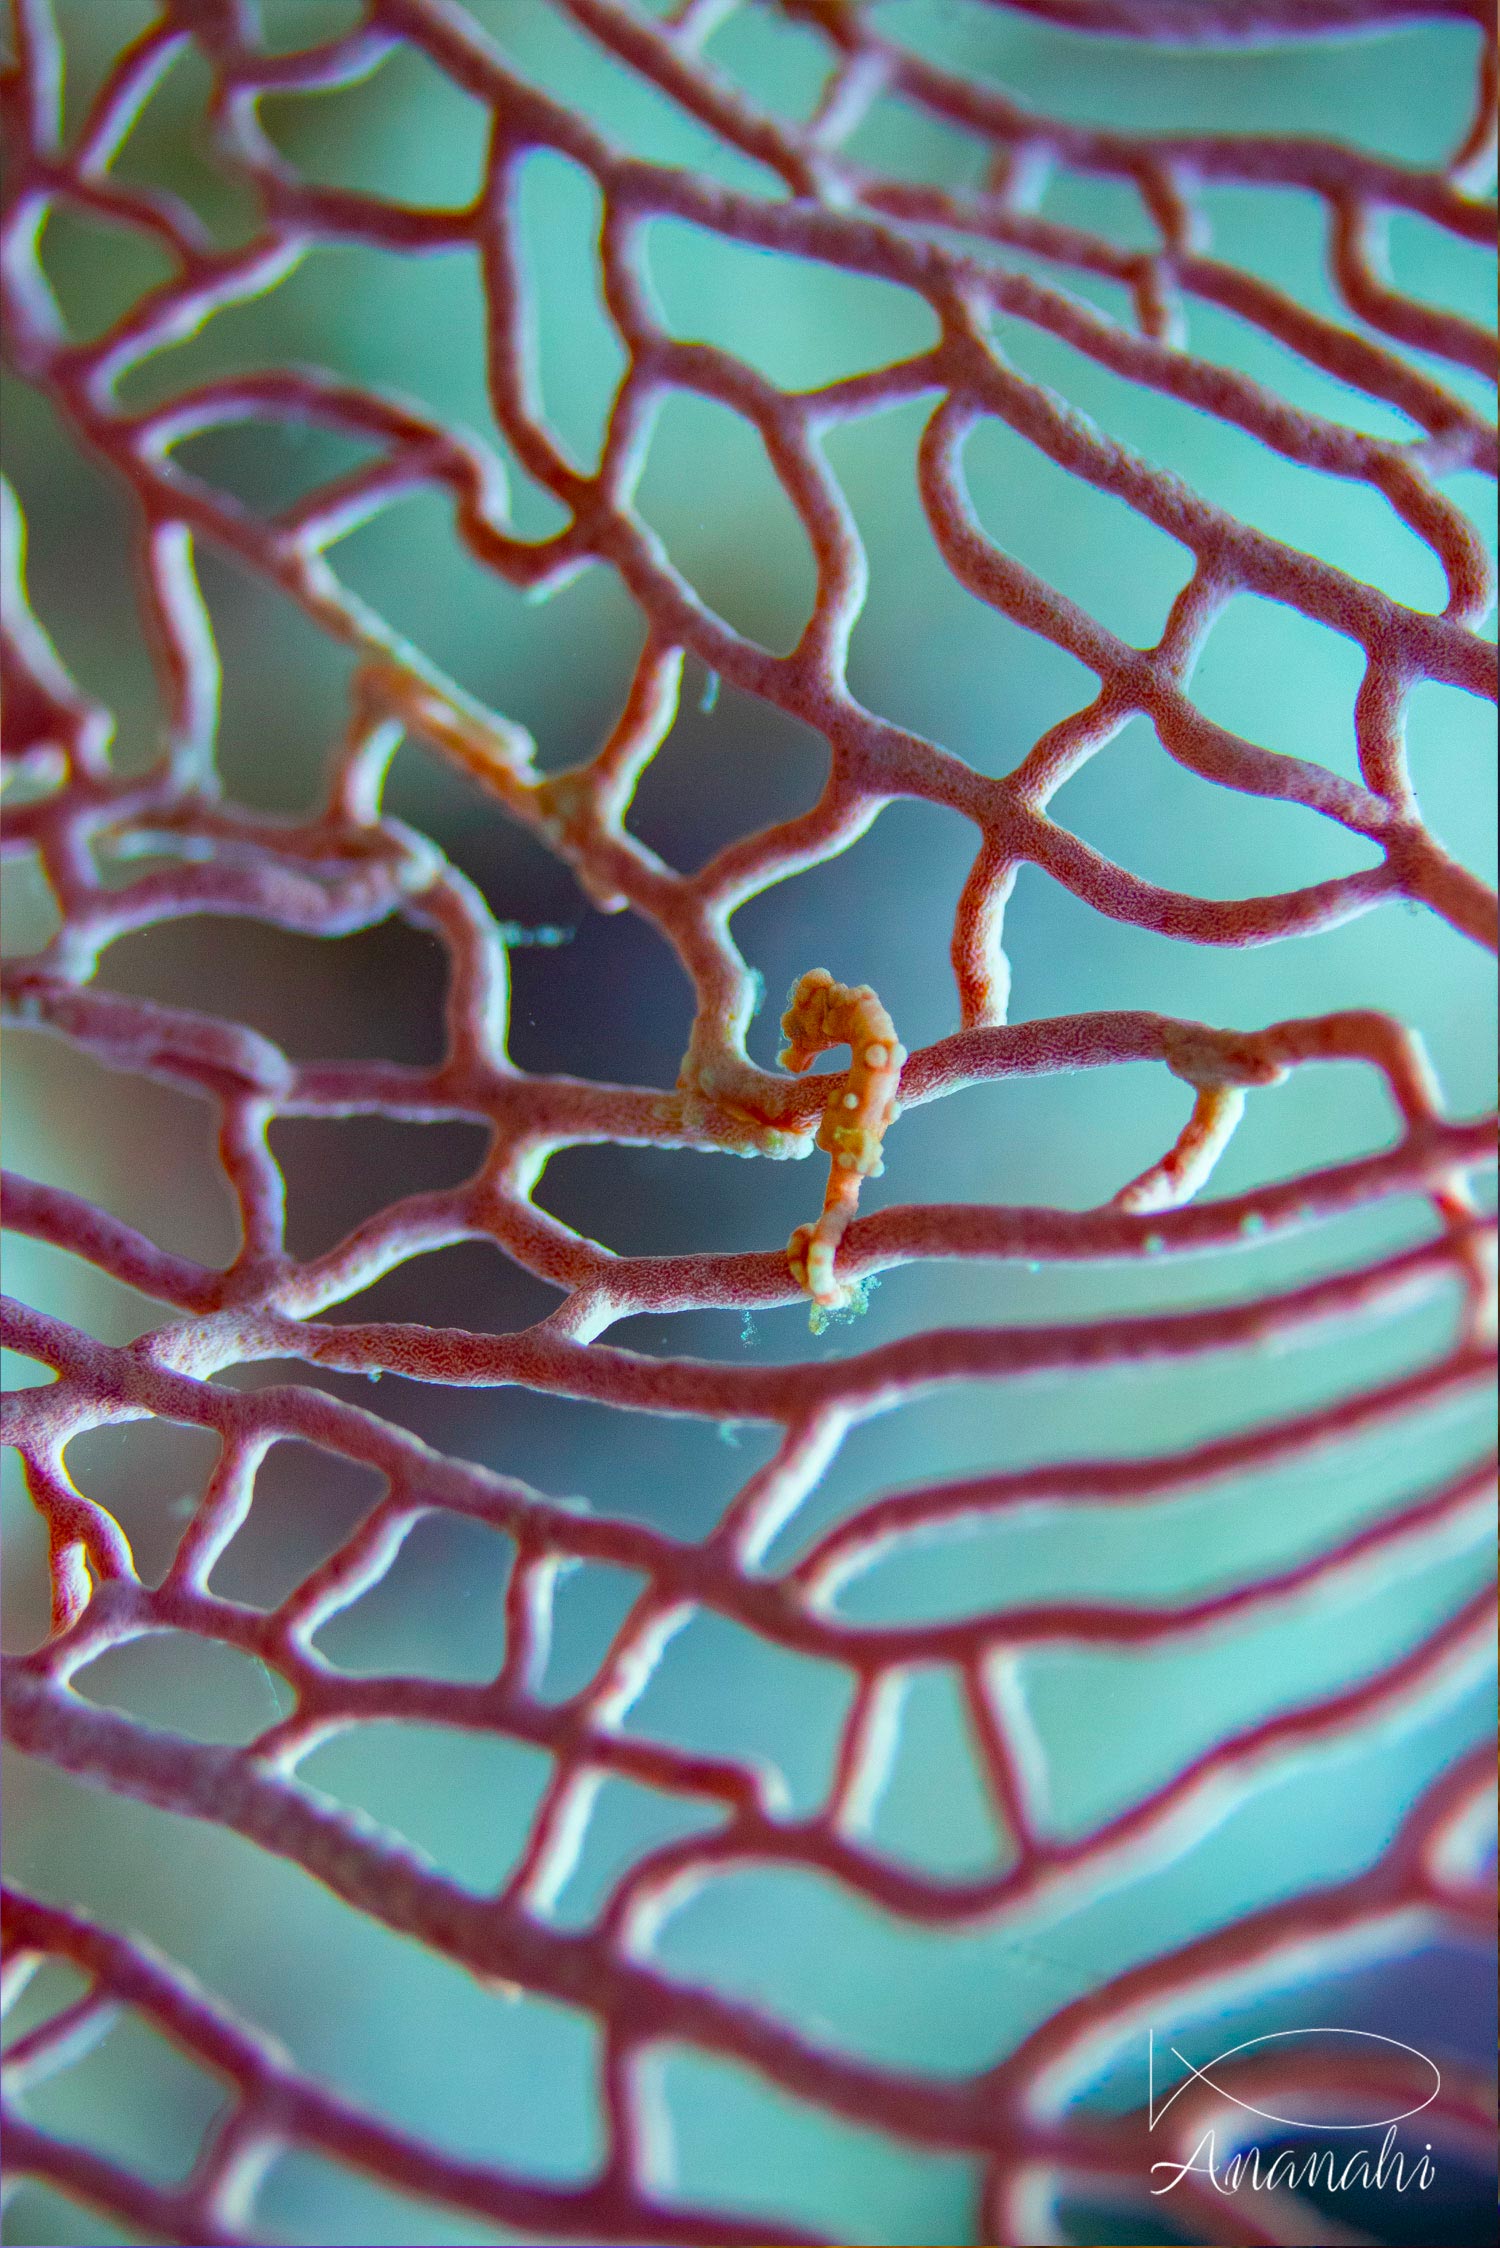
(0, 0, 1495, 2242)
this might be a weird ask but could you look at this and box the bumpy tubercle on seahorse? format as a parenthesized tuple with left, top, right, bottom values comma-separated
(780, 968, 906, 1326)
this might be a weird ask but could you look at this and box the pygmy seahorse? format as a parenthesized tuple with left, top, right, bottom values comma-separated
(781, 968, 905, 1326)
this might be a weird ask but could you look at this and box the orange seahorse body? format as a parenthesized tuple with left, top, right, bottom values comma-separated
(781, 968, 905, 1320)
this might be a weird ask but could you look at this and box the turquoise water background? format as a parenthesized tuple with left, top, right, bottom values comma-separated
(2, 3, 1495, 2241)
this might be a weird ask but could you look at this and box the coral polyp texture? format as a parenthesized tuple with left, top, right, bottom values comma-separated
(0, 0, 1495, 2243)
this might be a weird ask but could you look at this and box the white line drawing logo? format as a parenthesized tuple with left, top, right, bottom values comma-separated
(1148, 2026, 1442, 2133)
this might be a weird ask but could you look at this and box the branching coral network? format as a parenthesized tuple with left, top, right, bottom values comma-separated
(0, 0, 1496, 2241)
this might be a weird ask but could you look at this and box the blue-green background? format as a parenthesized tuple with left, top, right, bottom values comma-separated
(2, 2, 1495, 2242)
